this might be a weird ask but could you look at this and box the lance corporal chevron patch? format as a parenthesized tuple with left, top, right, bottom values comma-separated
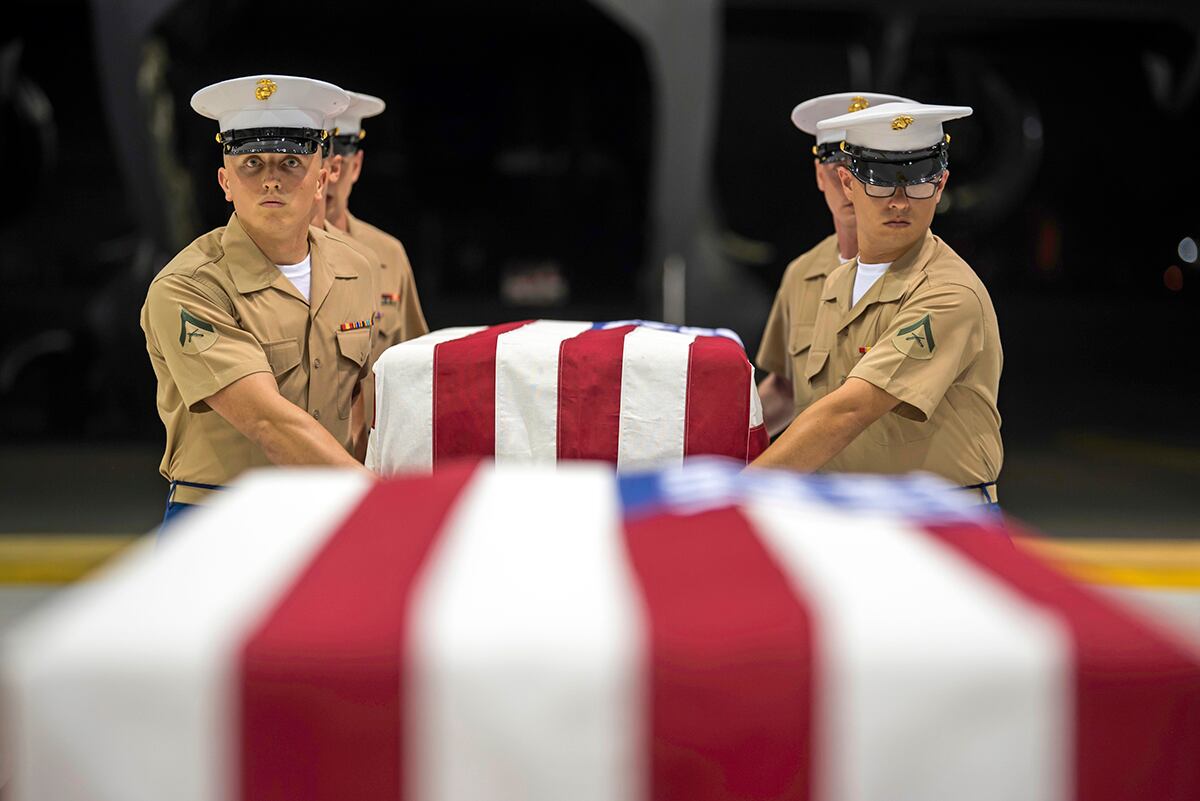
(179, 308, 218, 354)
(891, 314, 936, 359)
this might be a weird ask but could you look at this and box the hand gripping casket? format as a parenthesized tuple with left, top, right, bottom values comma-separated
(6, 461, 1200, 801)
(365, 320, 769, 473)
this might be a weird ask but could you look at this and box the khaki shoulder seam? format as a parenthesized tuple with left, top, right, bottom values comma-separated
(151, 271, 237, 319)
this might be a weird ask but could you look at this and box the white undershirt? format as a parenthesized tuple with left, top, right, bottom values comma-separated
(852, 259, 891, 306)
(277, 254, 312, 303)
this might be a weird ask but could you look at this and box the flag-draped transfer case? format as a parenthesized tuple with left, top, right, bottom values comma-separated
(367, 319, 769, 473)
(6, 460, 1200, 801)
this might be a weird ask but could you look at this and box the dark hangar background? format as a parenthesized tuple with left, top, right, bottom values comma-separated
(1, 0, 1198, 537)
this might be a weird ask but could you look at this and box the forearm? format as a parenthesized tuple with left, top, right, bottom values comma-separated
(208, 373, 365, 470)
(758, 373, 796, 437)
(750, 377, 897, 472)
(751, 395, 864, 471)
(249, 401, 364, 469)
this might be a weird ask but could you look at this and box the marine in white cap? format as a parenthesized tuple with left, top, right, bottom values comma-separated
(752, 101, 1004, 505)
(321, 91, 429, 428)
(139, 75, 379, 526)
(756, 92, 911, 436)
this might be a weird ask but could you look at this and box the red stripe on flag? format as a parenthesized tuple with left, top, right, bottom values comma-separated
(238, 463, 479, 801)
(557, 325, 636, 462)
(748, 423, 769, 462)
(684, 336, 754, 462)
(925, 521, 1200, 801)
(624, 507, 815, 801)
(432, 321, 531, 466)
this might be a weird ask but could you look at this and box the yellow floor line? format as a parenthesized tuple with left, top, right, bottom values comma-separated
(5, 534, 1199, 589)
(1015, 537, 1200, 590)
(0, 535, 141, 584)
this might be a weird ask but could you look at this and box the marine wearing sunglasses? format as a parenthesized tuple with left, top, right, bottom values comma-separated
(838, 136, 950, 199)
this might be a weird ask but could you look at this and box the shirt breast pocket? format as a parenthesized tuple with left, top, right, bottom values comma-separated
(787, 323, 818, 411)
(260, 338, 301, 379)
(803, 347, 831, 399)
(335, 328, 371, 419)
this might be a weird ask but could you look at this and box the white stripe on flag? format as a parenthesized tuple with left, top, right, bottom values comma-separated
(745, 500, 1071, 801)
(616, 326, 696, 471)
(494, 320, 593, 463)
(749, 372, 764, 427)
(4, 470, 372, 801)
(408, 464, 644, 801)
(367, 326, 486, 473)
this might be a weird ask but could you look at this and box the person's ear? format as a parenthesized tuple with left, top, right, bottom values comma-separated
(217, 166, 233, 202)
(837, 166, 855, 202)
(316, 165, 328, 199)
(327, 154, 344, 184)
(933, 168, 950, 203)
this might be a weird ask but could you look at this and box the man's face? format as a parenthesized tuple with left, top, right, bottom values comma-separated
(326, 150, 363, 209)
(837, 166, 947, 257)
(217, 152, 326, 233)
(815, 159, 855, 228)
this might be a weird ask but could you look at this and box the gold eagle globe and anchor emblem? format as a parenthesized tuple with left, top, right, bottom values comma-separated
(891, 114, 915, 130)
(255, 78, 278, 101)
(847, 96, 870, 113)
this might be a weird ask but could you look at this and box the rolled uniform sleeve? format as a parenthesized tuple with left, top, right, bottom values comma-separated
(755, 289, 790, 377)
(144, 274, 272, 411)
(849, 282, 984, 422)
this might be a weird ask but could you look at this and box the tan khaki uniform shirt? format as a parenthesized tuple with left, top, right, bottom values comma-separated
(756, 233, 844, 414)
(140, 213, 377, 504)
(805, 230, 1003, 486)
(342, 211, 429, 426)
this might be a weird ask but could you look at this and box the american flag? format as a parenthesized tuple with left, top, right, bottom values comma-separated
(366, 320, 769, 473)
(7, 460, 1200, 801)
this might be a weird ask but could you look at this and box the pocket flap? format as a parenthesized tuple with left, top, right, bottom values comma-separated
(261, 338, 300, 376)
(804, 348, 830, 381)
(787, 323, 814, 356)
(336, 328, 371, 366)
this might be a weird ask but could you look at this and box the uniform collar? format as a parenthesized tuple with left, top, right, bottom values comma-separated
(309, 225, 361, 315)
(221, 213, 285, 295)
(316, 224, 365, 278)
(801, 234, 842, 281)
(821, 229, 937, 332)
(222, 214, 357, 307)
(873, 228, 936, 303)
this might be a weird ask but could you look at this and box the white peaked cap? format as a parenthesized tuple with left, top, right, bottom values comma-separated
(331, 92, 386, 136)
(792, 92, 914, 145)
(191, 75, 350, 132)
(818, 101, 973, 152)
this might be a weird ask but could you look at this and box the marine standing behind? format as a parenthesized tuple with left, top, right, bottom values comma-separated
(757, 92, 910, 436)
(323, 91, 429, 426)
(752, 102, 1003, 504)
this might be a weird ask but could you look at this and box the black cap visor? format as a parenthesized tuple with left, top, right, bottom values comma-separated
(331, 134, 363, 157)
(844, 141, 949, 187)
(219, 127, 325, 156)
(813, 141, 848, 164)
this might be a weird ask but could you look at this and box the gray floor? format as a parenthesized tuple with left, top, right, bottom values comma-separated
(2, 434, 1197, 635)
(3, 433, 1198, 539)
